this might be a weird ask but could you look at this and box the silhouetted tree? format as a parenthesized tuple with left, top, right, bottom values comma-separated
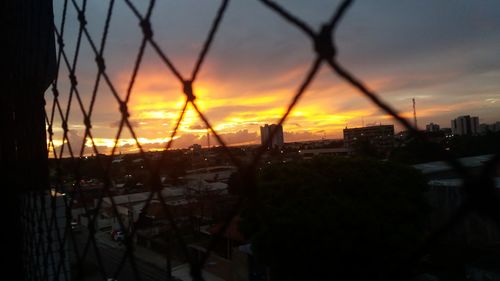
(390, 136, 444, 164)
(446, 132, 500, 157)
(239, 157, 429, 281)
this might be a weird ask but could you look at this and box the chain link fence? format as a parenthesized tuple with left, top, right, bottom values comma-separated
(18, 0, 500, 280)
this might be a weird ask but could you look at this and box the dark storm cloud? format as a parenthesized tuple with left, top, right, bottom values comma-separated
(337, 1, 500, 66)
(57, 0, 500, 96)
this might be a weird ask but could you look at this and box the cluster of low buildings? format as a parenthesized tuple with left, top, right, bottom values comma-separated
(260, 114, 500, 161)
(67, 163, 263, 280)
(72, 165, 237, 231)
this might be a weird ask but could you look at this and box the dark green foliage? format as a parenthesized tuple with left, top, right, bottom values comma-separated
(239, 157, 429, 281)
(390, 137, 444, 164)
(447, 132, 500, 158)
(390, 132, 500, 164)
(420, 244, 500, 281)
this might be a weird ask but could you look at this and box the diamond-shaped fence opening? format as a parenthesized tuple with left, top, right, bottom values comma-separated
(8, 0, 499, 280)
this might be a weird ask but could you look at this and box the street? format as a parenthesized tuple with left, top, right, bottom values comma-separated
(70, 229, 176, 281)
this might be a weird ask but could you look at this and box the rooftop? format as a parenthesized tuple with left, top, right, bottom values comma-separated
(413, 154, 495, 174)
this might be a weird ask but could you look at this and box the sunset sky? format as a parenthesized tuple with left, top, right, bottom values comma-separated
(47, 0, 500, 155)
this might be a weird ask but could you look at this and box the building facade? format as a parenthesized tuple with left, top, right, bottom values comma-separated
(426, 122, 440, 132)
(260, 124, 284, 149)
(451, 115, 479, 136)
(343, 124, 394, 153)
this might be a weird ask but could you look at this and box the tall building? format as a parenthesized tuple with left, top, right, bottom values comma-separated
(451, 115, 479, 136)
(343, 124, 394, 152)
(426, 122, 440, 132)
(260, 124, 284, 149)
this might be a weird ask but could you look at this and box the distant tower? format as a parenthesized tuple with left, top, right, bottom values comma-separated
(412, 98, 417, 128)
(260, 124, 284, 149)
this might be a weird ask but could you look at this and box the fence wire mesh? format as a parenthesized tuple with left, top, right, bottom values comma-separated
(22, 0, 500, 280)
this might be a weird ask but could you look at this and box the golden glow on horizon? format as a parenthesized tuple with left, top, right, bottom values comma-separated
(46, 78, 390, 155)
(48, 136, 178, 149)
(46, 59, 494, 157)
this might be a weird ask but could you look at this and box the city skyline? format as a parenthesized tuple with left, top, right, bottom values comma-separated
(47, 0, 500, 154)
(10, 1, 500, 280)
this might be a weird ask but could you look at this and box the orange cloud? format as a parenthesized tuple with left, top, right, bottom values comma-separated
(73, 63, 389, 151)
